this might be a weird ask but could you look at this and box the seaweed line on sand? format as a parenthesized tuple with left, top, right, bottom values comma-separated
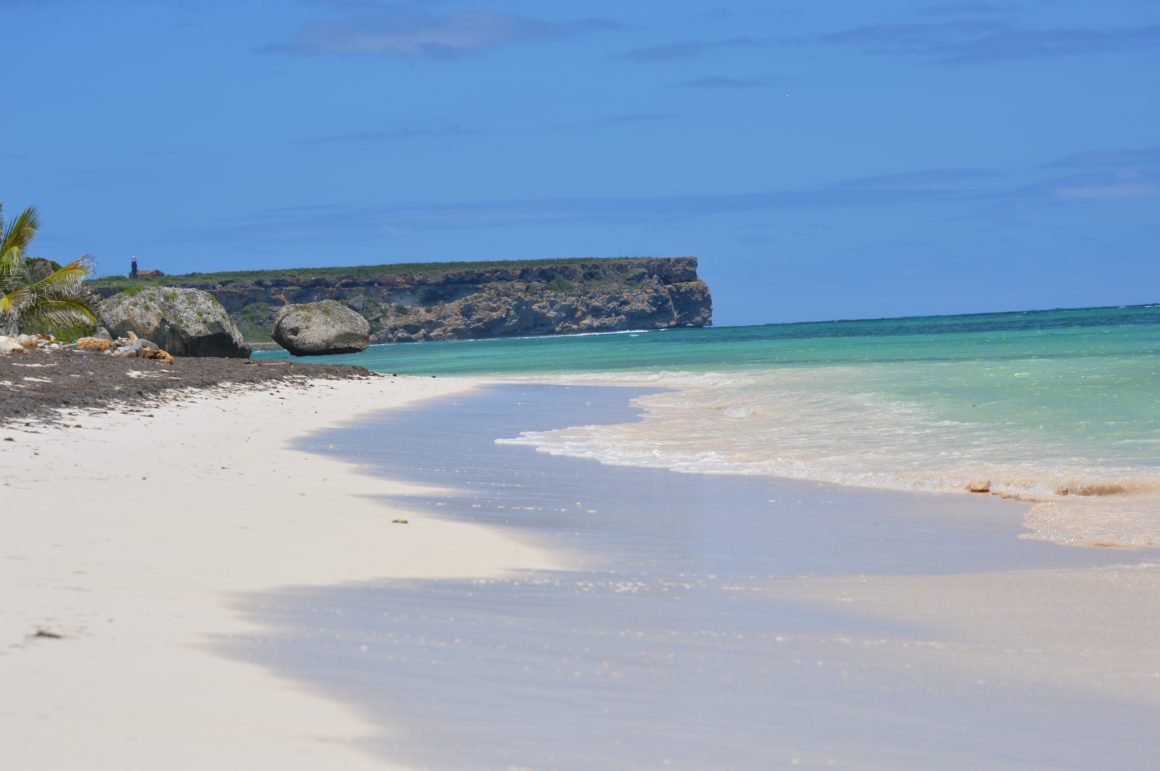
(0, 348, 375, 427)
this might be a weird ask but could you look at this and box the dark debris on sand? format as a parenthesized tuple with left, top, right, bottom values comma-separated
(0, 349, 374, 425)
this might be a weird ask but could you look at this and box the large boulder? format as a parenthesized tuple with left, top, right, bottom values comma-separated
(100, 287, 251, 358)
(272, 301, 370, 356)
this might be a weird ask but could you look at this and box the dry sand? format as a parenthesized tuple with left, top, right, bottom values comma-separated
(0, 375, 562, 771)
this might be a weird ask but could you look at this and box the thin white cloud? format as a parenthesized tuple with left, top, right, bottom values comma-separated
(1054, 184, 1158, 200)
(621, 37, 759, 62)
(306, 122, 484, 144)
(606, 112, 682, 123)
(1048, 146, 1160, 169)
(674, 74, 786, 89)
(172, 146, 1160, 248)
(921, 2, 1004, 17)
(837, 168, 995, 188)
(263, 10, 619, 58)
(815, 20, 1160, 64)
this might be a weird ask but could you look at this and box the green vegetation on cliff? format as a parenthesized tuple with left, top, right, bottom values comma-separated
(88, 256, 670, 291)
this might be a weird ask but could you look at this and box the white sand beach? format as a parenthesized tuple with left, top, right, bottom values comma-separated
(0, 375, 562, 771)
(3, 374, 1159, 768)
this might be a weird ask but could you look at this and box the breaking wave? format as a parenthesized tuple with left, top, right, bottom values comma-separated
(499, 368, 1160, 548)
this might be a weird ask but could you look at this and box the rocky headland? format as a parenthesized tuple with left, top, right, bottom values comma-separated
(89, 257, 713, 344)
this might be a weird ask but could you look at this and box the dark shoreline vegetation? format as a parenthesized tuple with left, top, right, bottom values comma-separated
(0, 349, 372, 425)
(86, 256, 671, 289)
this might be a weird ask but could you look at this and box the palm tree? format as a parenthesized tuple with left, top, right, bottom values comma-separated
(0, 203, 97, 337)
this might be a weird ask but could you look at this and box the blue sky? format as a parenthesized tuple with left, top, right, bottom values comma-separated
(5, 0, 1158, 325)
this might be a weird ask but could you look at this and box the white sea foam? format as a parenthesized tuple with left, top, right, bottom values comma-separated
(500, 369, 1160, 548)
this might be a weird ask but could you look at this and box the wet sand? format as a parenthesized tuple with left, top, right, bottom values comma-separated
(229, 384, 1160, 769)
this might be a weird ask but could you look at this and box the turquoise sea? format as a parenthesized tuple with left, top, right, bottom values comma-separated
(236, 385, 1147, 769)
(258, 304, 1160, 545)
(242, 306, 1160, 767)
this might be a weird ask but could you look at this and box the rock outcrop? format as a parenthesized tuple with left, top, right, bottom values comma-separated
(368, 278, 708, 342)
(272, 300, 370, 356)
(92, 257, 712, 344)
(100, 287, 250, 358)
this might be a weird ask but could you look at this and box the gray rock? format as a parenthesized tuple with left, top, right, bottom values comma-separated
(272, 300, 370, 356)
(100, 287, 250, 358)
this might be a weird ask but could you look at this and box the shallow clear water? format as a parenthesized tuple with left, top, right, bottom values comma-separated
(257, 304, 1160, 543)
(256, 304, 1160, 378)
(228, 385, 1156, 770)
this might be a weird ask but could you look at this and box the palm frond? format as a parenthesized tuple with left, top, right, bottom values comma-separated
(0, 205, 39, 257)
(0, 207, 98, 337)
(0, 284, 34, 315)
(19, 297, 98, 329)
(0, 245, 27, 283)
(25, 257, 91, 296)
(1, 251, 96, 335)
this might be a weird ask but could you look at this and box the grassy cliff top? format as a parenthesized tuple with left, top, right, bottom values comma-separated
(88, 256, 692, 290)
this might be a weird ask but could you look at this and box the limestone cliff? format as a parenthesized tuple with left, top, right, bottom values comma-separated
(91, 257, 712, 343)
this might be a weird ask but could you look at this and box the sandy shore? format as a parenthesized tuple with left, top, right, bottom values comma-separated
(5, 373, 1159, 768)
(0, 375, 561, 771)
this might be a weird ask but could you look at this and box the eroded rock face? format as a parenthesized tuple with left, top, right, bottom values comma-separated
(94, 257, 713, 344)
(272, 300, 370, 356)
(372, 278, 711, 342)
(99, 287, 250, 358)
